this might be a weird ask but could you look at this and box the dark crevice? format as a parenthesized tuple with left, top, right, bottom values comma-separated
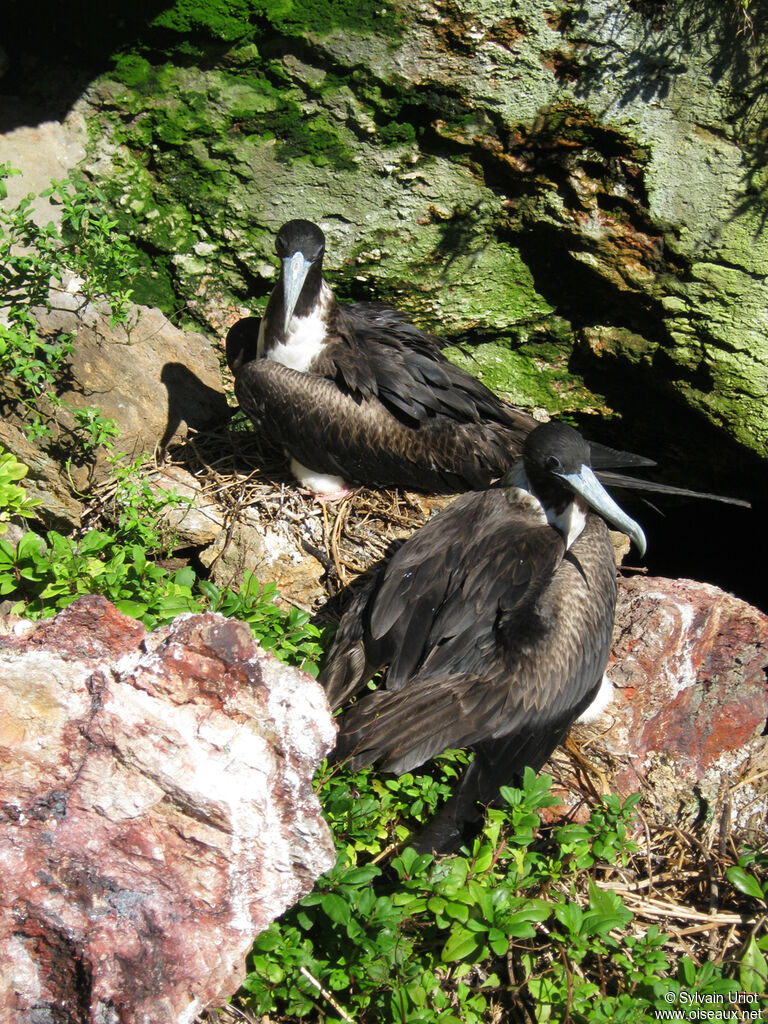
(1, 0, 172, 129)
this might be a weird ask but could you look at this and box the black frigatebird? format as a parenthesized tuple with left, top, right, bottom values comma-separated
(320, 421, 647, 854)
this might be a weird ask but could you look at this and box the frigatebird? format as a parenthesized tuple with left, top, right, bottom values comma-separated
(320, 421, 647, 854)
(226, 219, 654, 495)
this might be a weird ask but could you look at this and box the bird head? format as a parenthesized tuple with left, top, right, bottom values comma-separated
(275, 220, 326, 332)
(521, 422, 647, 557)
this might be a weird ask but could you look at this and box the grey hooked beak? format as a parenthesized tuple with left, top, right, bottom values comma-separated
(562, 464, 647, 558)
(281, 252, 313, 333)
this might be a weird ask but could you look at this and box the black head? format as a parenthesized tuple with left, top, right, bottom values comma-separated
(275, 219, 326, 263)
(521, 421, 647, 556)
(523, 421, 591, 481)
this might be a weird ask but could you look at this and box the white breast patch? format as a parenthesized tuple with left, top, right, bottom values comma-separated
(265, 281, 332, 373)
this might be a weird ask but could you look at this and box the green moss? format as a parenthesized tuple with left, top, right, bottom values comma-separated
(347, 219, 554, 336)
(129, 259, 178, 312)
(111, 54, 153, 88)
(444, 337, 609, 414)
(147, 0, 400, 43)
(257, 103, 357, 169)
(151, 0, 282, 41)
(271, 0, 401, 37)
(377, 120, 417, 146)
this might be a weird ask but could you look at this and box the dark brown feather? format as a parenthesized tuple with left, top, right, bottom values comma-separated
(322, 493, 617, 780)
(233, 357, 532, 492)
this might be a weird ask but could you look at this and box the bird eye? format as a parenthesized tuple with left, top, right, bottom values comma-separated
(546, 455, 562, 472)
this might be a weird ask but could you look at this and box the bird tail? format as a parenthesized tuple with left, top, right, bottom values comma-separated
(411, 723, 572, 855)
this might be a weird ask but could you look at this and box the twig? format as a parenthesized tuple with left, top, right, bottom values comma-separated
(299, 965, 355, 1023)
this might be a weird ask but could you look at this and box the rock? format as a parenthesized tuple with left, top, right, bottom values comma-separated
(199, 506, 327, 612)
(34, 287, 230, 459)
(0, 286, 231, 530)
(135, 463, 328, 609)
(0, 595, 336, 1023)
(0, 117, 86, 229)
(570, 577, 768, 833)
(66, 0, 768, 475)
(147, 463, 227, 548)
(0, 419, 84, 529)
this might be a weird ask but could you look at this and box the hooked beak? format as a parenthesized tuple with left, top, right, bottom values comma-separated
(561, 464, 647, 558)
(281, 252, 313, 333)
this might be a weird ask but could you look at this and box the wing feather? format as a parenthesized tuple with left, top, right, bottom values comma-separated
(325, 509, 618, 781)
(233, 360, 525, 491)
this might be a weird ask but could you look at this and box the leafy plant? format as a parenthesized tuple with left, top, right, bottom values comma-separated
(0, 517, 322, 672)
(0, 164, 140, 443)
(72, 406, 122, 455)
(45, 178, 141, 328)
(0, 448, 41, 533)
(238, 766, 768, 1023)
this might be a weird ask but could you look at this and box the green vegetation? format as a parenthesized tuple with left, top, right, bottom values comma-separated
(0, 422, 322, 672)
(149, 0, 401, 46)
(240, 768, 768, 1022)
(0, 517, 322, 668)
(0, 165, 322, 674)
(0, 163, 142, 441)
(0, 449, 41, 534)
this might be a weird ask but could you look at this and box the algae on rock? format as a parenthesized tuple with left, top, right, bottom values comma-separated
(69, 0, 767, 475)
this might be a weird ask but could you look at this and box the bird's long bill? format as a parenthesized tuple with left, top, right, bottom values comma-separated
(562, 464, 647, 557)
(281, 252, 312, 332)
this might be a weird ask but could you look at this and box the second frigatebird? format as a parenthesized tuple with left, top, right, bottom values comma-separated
(320, 421, 647, 854)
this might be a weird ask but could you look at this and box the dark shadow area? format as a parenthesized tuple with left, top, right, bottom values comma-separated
(508, 223, 666, 336)
(159, 363, 231, 451)
(629, 494, 767, 614)
(0, 0, 171, 130)
(571, 374, 768, 613)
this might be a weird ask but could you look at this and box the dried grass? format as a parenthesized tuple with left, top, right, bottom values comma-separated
(158, 416, 455, 599)
(541, 742, 768, 976)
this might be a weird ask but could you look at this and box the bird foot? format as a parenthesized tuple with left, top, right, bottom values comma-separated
(305, 487, 352, 504)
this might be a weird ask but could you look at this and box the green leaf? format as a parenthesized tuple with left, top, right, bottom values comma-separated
(554, 900, 584, 936)
(442, 925, 483, 963)
(443, 901, 469, 923)
(727, 865, 766, 901)
(488, 928, 508, 956)
(173, 565, 196, 588)
(114, 599, 149, 618)
(320, 893, 351, 926)
(739, 935, 768, 992)
(16, 530, 44, 559)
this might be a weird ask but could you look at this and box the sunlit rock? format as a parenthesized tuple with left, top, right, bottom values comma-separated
(0, 596, 336, 1023)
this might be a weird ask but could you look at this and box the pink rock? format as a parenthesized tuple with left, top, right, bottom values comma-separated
(571, 577, 768, 829)
(0, 596, 336, 1023)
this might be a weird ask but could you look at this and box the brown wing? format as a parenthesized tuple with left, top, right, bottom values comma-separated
(226, 310, 666, 490)
(314, 303, 534, 433)
(233, 359, 530, 491)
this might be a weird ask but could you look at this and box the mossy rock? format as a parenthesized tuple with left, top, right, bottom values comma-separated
(70, 0, 768, 472)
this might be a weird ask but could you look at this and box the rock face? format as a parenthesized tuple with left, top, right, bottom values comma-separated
(0, 596, 336, 1023)
(572, 576, 768, 832)
(34, 288, 230, 459)
(32, 0, 764, 491)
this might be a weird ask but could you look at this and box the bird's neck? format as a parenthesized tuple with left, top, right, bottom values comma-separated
(259, 278, 334, 371)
